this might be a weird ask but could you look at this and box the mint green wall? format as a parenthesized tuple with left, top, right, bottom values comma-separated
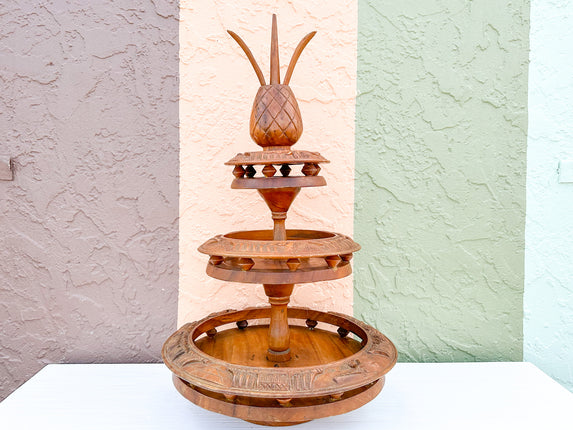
(354, 1, 529, 361)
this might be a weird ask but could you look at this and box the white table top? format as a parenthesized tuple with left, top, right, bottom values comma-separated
(1, 362, 571, 429)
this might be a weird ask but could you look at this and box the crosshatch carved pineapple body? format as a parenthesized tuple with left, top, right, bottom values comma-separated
(250, 85, 302, 147)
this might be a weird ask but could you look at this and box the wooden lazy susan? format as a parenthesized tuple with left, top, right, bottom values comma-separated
(162, 15, 397, 426)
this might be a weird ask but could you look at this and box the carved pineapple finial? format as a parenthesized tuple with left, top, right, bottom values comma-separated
(228, 15, 316, 149)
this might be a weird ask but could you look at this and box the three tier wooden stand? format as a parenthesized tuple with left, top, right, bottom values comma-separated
(162, 15, 397, 426)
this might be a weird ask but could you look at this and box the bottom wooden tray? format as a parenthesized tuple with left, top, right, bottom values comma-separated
(162, 307, 397, 426)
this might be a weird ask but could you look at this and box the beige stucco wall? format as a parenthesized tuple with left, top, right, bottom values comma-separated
(179, 1, 358, 324)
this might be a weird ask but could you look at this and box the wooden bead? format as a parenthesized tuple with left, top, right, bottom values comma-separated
(276, 398, 293, 407)
(237, 258, 255, 271)
(329, 393, 343, 402)
(337, 327, 349, 338)
(306, 319, 318, 330)
(233, 165, 245, 178)
(280, 164, 291, 177)
(262, 164, 277, 177)
(224, 394, 237, 402)
(206, 328, 217, 338)
(341, 254, 353, 262)
(286, 258, 301, 271)
(236, 320, 248, 330)
(325, 255, 342, 269)
(245, 165, 256, 178)
(209, 255, 224, 266)
(302, 163, 320, 176)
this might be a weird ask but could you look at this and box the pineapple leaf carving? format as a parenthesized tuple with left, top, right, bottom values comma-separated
(227, 14, 316, 87)
(227, 14, 316, 148)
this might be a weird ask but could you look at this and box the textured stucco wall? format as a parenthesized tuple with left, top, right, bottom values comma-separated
(354, 0, 529, 361)
(524, 0, 573, 391)
(179, 1, 357, 324)
(0, 1, 179, 400)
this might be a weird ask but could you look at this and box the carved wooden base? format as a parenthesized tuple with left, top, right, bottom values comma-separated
(173, 374, 384, 426)
(162, 307, 397, 426)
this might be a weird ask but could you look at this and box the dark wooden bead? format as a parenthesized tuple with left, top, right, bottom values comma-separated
(245, 165, 256, 178)
(280, 164, 292, 177)
(306, 319, 318, 330)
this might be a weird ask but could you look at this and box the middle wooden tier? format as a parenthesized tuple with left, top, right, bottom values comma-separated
(199, 229, 361, 284)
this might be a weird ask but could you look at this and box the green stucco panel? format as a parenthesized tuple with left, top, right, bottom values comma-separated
(354, 1, 529, 362)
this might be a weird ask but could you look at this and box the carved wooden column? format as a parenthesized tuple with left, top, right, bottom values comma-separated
(264, 283, 294, 362)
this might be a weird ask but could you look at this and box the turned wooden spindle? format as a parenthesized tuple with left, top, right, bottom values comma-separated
(258, 187, 300, 241)
(272, 211, 287, 241)
(264, 283, 294, 362)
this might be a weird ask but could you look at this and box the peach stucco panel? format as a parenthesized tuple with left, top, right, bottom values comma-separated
(179, 1, 357, 324)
